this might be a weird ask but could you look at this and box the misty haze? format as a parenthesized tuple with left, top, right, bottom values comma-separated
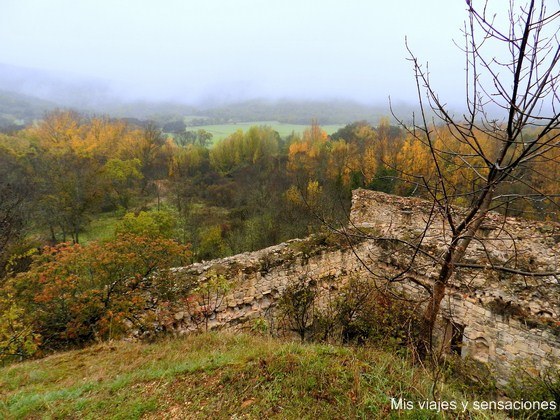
(0, 0, 470, 123)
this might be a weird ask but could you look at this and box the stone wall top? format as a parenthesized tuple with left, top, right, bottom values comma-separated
(350, 189, 560, 271)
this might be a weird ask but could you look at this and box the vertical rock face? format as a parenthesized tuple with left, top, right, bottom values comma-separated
(172, 189, 560, 384)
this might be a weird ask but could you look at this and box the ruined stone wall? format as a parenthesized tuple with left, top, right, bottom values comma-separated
(172, 189, 560, 385)
(351, 189, 560, 384)
(171, 236, 366, 332)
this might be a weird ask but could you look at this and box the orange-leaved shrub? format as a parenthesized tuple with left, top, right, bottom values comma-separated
(5, 233, 190, 354)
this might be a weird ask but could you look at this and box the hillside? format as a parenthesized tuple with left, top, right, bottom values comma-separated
(0, 62, 406, 126)
(0, 333, 502, 419)
(196, 99, 399, 125)
(0, 90, 57, 127)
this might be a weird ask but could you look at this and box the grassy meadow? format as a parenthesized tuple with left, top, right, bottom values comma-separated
(184, 120, 344, 142)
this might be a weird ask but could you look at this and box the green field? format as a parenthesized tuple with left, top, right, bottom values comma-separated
(184, 121, 344, 142)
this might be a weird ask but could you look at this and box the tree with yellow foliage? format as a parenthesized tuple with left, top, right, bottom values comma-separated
(25, 111, 148, 242)
(287, 120, 330, 181)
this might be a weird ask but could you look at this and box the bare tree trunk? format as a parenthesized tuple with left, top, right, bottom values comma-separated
(418, 184, 495, 358)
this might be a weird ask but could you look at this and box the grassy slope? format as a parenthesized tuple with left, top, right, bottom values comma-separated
(79, 212, 122, 245)
(0, 333, 502, 419)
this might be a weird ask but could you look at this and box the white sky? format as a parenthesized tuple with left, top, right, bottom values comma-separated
(0, 0, 476, 105)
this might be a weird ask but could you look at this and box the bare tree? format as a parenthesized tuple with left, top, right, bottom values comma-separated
(389, 0, 560, 359)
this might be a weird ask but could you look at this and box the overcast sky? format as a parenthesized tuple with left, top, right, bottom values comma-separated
(0, 0, 473, 105)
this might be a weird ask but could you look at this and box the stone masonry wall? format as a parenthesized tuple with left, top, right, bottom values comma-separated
(170, 236, 366, 333)
(350, 189, 560, 384)
(172, 189, 560, 385)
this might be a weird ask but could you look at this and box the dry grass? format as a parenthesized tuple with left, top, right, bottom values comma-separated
(0, 333, 503, 419)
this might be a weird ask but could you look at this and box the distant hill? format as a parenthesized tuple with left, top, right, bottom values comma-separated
(0, 62, 116, 111)
(96, 98, 402, 126)
(0, 89, 404, 129)
(0, 62, 416, 127)
(197, 99, 401, 125)
(0, 89, 57, 127)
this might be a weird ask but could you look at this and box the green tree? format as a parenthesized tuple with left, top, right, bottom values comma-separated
(26, 111, 123, 243)
(210, 126, 279, 175)
(0, 292, 38, 362)
(103, 158, 143, 209)
(115, 209, 177, 239)
(197, 225, 231, 260)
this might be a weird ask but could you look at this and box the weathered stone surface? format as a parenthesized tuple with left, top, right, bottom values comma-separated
(169, 189, 559, 384)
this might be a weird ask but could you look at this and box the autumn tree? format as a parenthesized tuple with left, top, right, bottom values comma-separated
(287, 120, 330, 183)
(120, 123, 173, 198)
(23, 112, 153, 242)
(391, 0, 560, 359)
(329, 119, 404, 191)
(8, 233, 190, 350)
